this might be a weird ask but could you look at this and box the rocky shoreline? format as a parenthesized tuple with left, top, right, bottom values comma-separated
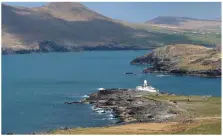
(65, 88, 179, 123)
(52, 89, 221, 134)
(142, 68, 221, 78)
(131, 44, 221, 77)
(2, 47, 150, 55)
(2, 41, 151, 55)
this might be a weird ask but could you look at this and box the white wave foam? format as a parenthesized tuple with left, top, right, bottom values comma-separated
(107, 113, 114, 118)
(91, 106, 95, 110)
(102, 116, 115, 120)
(82, 95, 89, 98)
(156, 74, 170, 77)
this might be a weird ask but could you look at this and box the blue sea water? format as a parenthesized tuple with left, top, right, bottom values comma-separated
(2, 51, 221, 134)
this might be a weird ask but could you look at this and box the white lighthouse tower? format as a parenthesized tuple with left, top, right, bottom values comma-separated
(136, 80, 158, 92)
(143, 80, 147, 88)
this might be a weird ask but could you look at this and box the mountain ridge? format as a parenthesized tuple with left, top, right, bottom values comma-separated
(147, 16, 221, 23)
(146, 16, 221, 29)
(2, 3, 221, 54)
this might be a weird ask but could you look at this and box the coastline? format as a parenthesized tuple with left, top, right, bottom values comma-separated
(2, 2, 221, 135)
(142, 69, 222, 78)
(130, 44, 221, 78)
(2, 50, 220, 134)
(46, 89, 221, 134)
(50, 88, 221, 134)
(2, 47, 153, 55)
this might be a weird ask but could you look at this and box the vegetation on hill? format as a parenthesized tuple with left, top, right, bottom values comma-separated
(2, 3, 221, 54)
(48, 94, 221, 134)
(146, 16, 221, 30)
(131, 44, 221, 77)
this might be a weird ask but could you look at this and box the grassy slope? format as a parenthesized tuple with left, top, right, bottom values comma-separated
(185, 32, 221, 45)
(119, 20, 221, 46)
(49, 120, 221, 134)
(2, 3, 221, 52)
(176, 120, 221, 134)
(48, 94, 221, 134)
(149, 44, 221, 72)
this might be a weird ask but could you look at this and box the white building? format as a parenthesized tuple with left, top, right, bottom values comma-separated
(136, 80, 158, 92)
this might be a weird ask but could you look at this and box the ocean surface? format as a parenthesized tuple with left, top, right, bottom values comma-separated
(2, 50, 221, 134)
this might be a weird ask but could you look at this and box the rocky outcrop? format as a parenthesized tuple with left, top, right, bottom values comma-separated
(73, 89, 178, 123)
(131, 44, 221, 77)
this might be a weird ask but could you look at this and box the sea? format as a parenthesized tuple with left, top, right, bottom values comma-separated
(2, 50, 221, 134)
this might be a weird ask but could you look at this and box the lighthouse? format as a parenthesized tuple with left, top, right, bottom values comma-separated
(136, 80, 158, 92)
(143, 80, 148, 88)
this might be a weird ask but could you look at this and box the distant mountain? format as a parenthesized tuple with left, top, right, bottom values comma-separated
(2, 3, 221, 54)
(2, 2, 161, 54)
(146, 16, 221, 29)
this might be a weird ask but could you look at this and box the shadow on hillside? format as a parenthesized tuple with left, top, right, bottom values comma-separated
(2, 4, 200, 48)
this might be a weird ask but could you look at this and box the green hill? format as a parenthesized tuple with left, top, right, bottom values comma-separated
(2, 3, 221, 54)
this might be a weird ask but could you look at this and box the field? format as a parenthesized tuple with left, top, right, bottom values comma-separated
(119, 20, 221, 46)
(48, 94, 221, 134)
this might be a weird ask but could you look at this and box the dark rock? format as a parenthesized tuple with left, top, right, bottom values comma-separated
(147, 114, 153, 118)
(64, 101, 83, 104)
(124, 72, 135, 75)
(84, 88, 178, 123)
(105, 98, 116, 105)
(181, 119, 194, 124)
(143, 68, 152, 73)
(64, 127, 70, 130)
(38, 40, 70, 52)
(170, 69, 187, 74)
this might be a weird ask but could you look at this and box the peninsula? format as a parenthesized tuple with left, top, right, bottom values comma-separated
(131, 44, 221, 77)
(48, 88, 221, 134)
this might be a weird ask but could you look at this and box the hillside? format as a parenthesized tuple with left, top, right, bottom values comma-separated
(48, 94, 221, 134)
(146, 16, 221, 31)
(131, 44, 221, 77)
(2, 3, 221, 54)
(2, 2, 135, 53)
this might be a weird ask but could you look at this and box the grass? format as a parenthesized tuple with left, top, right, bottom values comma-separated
(146, 94, 221, 118)
(49, 119, 221, 134)
(185, 33, 221, 45)
(176, 120, 221, 134)
(48, 94, 221, 134)
(150, 44, 221, 73)
(119, 20, 221, 48)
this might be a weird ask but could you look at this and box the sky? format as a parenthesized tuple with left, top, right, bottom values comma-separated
(3, 2, 221, 23)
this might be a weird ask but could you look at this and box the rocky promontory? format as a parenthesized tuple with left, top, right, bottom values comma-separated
(53, 89, 220, 134)
(66, 89, 178, 123)
(131, 44, 221, 77)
